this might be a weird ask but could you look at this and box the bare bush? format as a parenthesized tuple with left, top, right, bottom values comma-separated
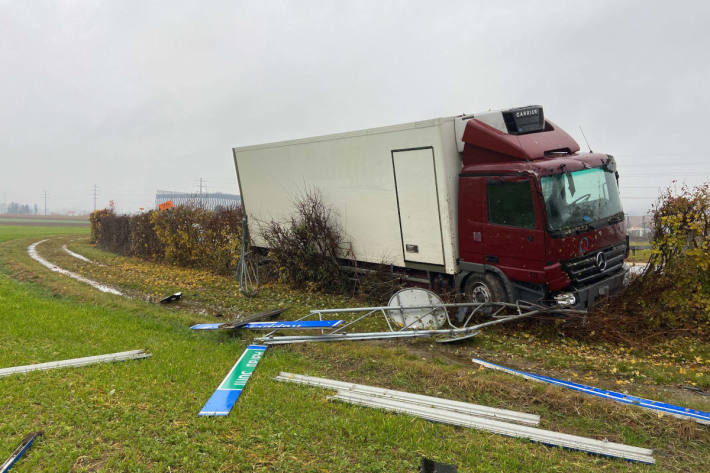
(350, 262, 408, 304)
(261, 190, 349, 293)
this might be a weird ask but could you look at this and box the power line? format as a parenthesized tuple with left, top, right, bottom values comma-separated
(623, 174, 704, 178)
(618, 163, 709, 167)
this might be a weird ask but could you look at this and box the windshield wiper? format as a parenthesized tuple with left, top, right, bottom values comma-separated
(572, 222, 594, 234)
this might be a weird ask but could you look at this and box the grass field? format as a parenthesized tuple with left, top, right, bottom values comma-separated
(1, 226, 709, 472)
(0, 225, 87, 242)
(0, 215, 89, 227)
(628, 240, 653, 264)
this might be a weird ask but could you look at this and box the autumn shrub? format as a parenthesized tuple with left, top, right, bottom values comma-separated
(151, 206, 209, 267)
(95, 213, 131, 255)
(89, 208, 114, 244)
(150, 205, 243, 275)
(261, 190, 350, 293)
(643, 182, 710, 323)
(201, 207, 244, 275)
(569, 182, 710, 343)
(129, 211, 164, 260)
(89, 205, 243, 276)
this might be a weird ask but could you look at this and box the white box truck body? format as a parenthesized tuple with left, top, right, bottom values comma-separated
(233, 106, 629, 309)
(233, 117, 461, 274)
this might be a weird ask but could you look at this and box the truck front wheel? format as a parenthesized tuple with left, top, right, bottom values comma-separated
(463, 273, 507, 304)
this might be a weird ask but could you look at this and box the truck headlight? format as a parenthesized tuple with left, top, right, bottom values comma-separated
(554, 292, 577, 306)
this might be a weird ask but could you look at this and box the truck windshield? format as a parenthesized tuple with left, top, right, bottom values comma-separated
(541, 167, 622, 232)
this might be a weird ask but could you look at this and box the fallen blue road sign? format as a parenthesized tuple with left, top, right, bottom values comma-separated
(199, 345, 267, 416)
(1, 432, 42, 473)
(242, 320, 343, 329)
(191, 320, 343, 331)
(472, 358, 710, 425)
(191, 323, 224, 330)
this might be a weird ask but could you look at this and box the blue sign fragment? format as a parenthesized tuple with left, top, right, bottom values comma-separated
(472, 358, 710, 424)
(191, 320, 343, 331)
(242, 320, 343, 329)
(199, 345, 267, 416)
(191, 323, 224, 330)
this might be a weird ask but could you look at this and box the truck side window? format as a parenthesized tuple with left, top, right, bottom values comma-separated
(487, 180, 536, 229)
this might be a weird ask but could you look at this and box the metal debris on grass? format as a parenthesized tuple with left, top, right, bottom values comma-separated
(681, 385, 710, 397)
(0, 432, 42, 473)
(277, 372, 654, 463)
(189, 307, 288, 331)
(159, 292, 182, 304)
(472, 358, 710, 425)
(192, 320, 344, 331)
(254, 288, 584, 345)
(275, 372, 539, 425)
(235, 216, 259, 297)
(0, 350, 151, 378)
(420, 458, 457, 473)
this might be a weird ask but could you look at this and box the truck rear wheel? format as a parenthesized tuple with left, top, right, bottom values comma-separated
(463, 273, 507, 304)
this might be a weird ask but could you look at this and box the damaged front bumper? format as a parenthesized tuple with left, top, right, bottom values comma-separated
(562, 267, 628, 310)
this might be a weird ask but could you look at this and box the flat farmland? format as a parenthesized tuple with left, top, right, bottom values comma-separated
(0, 214, 89, 227)
(1, 225, 708, 472)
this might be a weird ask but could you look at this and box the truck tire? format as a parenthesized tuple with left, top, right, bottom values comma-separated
(463, 273, 507, 304)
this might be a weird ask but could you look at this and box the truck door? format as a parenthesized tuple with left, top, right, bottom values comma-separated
(392, 147, 445, 266)
(482, 176, 545, 282)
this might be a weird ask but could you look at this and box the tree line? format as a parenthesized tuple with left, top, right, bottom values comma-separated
(1, 202, 39, 214)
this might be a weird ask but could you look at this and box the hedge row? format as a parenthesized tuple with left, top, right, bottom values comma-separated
(89, 206, 243, 276)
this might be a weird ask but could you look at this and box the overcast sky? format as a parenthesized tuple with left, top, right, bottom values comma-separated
(1, 0, 708, 215)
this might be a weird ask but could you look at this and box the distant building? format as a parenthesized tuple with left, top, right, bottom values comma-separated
(155, 190, 241, 211)
(626, 215, 652, 239)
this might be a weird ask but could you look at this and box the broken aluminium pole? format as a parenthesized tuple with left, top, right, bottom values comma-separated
(276, 372, 654, 463)
(274, 372, 539, 425)
(255, 290, 586, 345)
(0, 350, 151, 378)
(330, 390, 655, 464)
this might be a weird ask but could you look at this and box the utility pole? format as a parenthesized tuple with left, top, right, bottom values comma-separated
(92, 184, 99, 211)
(198, 177, 206, 207)
(42, 190, 48, 215)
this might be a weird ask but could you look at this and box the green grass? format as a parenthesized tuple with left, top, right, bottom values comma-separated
(0, 218, 88, 224)
(1, 227, 709, 472)
(628, 241, 653, 264)
(0, 225, 87, 243)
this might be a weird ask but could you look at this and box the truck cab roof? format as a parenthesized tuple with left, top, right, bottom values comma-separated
(456, 105, 614, 177)
(460, 151, 614, 178)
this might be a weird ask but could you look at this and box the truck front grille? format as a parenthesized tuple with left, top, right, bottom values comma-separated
(562, 243, 626, 286)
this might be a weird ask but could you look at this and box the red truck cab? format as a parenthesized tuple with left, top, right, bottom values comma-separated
(455, 106, 627, 309)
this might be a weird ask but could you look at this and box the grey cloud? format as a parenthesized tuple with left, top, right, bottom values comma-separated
(0, 0, 707, 215)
